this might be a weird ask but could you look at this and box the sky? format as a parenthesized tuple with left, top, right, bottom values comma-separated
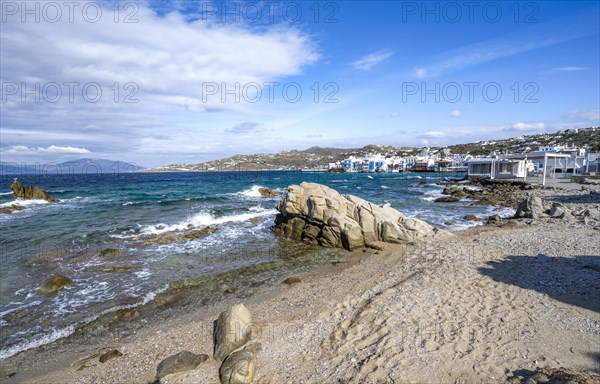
(1, 0, 599, 167)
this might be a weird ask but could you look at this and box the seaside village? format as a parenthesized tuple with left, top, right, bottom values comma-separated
(329, 133, 600, 186)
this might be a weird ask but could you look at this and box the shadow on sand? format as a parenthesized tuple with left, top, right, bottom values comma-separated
(478, 254, 600, 313)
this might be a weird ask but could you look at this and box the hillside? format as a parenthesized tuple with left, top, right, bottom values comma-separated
(142, 127, 599, 172)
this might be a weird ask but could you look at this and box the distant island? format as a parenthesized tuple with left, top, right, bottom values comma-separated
(0, 158, 144, 175)
(142, 127, 600, 172)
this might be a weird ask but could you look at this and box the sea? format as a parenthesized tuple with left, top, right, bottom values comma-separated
(0, 171, 514, 360)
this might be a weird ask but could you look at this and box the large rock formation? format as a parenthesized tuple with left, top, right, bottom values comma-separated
(9, 180, 57, 202)
(273, 182, 444, 250)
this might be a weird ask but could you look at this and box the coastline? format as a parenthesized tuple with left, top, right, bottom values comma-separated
(1, 183, 599, 383)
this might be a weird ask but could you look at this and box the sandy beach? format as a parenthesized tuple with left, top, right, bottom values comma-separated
(1, 184, 599, 384)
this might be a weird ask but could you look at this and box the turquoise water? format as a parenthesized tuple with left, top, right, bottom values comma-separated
(0, 171, 511, 359)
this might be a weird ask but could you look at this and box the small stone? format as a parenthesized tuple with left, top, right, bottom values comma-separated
(225, 287, 237, 294)
(463, 214, 479, 221)
(250, 281, 265, 288)
(99, 349, 122, 363)
(283, 277, 301, 285)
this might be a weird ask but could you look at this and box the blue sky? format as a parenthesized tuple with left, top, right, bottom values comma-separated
(1, 0, 599, 167)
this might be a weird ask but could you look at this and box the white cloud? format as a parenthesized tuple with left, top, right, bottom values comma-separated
(510, 122, 545, 131)
(542, 66, 588, 74)
(0, 3, 319, 164)
(226, 122, 264, 134)
(412, 8, 598, 78)
(449, 109, 462, 118)
(352, 50, 393, 71)
(3, 145, 91, 154)
(564, 109, 600, 121)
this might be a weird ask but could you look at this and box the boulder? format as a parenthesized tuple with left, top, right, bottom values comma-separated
(219, 343, 261, 384)
(38, 275, 73, 294)
(514, 195, 544, 220)
(274, 182, 445, 251)
(463, 214, 480, 221)
(214, 304, 252, 363)
(9, 180, 57, 202)
(258, 187, 279, 197)
(156, 351, 208, 379)
(583, 208, 600, 220)
(549, 203, 574, 220)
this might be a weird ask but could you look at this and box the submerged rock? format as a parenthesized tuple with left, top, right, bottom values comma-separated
(258, 187, 279, 197)
(9, 180, 57, 202)
(38, 274, 73, 294)
(156, 351, 208, 379)
(139, 226, 217, 246)
(273, 182, 446, 251)
(214, 304, 253, 362)
(0, 204, 25, 214)
(463, 214, 480, 221)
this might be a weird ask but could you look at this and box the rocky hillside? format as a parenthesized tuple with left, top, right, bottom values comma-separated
(142, 127, 599, 172)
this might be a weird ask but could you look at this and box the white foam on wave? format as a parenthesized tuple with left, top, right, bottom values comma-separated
(0, 199, 49, 208)
(122, 201, 135, 206)
(0, 325, 76, 361)
(0, 283, 170, 361)
(0, 191, 13, 196)
(238, 185, 270, 198)
(140, 206, 277, 235)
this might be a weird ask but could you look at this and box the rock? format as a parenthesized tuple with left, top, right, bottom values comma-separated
(514, 195, 544, 220)
(99, 349, 122, 363)
(583, 208, 600, 220)
(0, 204, 25, 214)
(2, 309, 29, 322)
(98, 248, 119, 257)
(506, 367, 600, 384)
(225, 287, 237, 294)
(258, 187, 279, 197)
(434, 196, 460, 203)
(549, 202, 574, 220)
(283, 277, 301, 285)
(463, 214, 479, 221)
(139, 226, 217, 246)
(9, 180, 57, 202)
(488, 214, 502, 224)
(114, 308, 139, 321)
(38, 275, 73, 294)
(250, 280, 265, 288)
(156, 351, 208, 379)
(219, 343, 261, 384)
(214, 304, 252, 363)
(274, 182, 446, 251)
(102, 265, 132, 273)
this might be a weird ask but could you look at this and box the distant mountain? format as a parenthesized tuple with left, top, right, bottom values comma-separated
(0, 158, 144, 175)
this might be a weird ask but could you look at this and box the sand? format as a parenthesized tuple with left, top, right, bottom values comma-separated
(1, 188, 599, 384)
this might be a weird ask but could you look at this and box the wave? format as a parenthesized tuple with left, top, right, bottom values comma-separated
(0, 191, 13, 196)
(140, 206, 277, 235)
(237, 185, 271, 198)
(0, 199, 49, 208)
(0, 284, 169, 361)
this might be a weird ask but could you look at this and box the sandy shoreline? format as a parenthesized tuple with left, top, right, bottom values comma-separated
(1, 186, 599, 383)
